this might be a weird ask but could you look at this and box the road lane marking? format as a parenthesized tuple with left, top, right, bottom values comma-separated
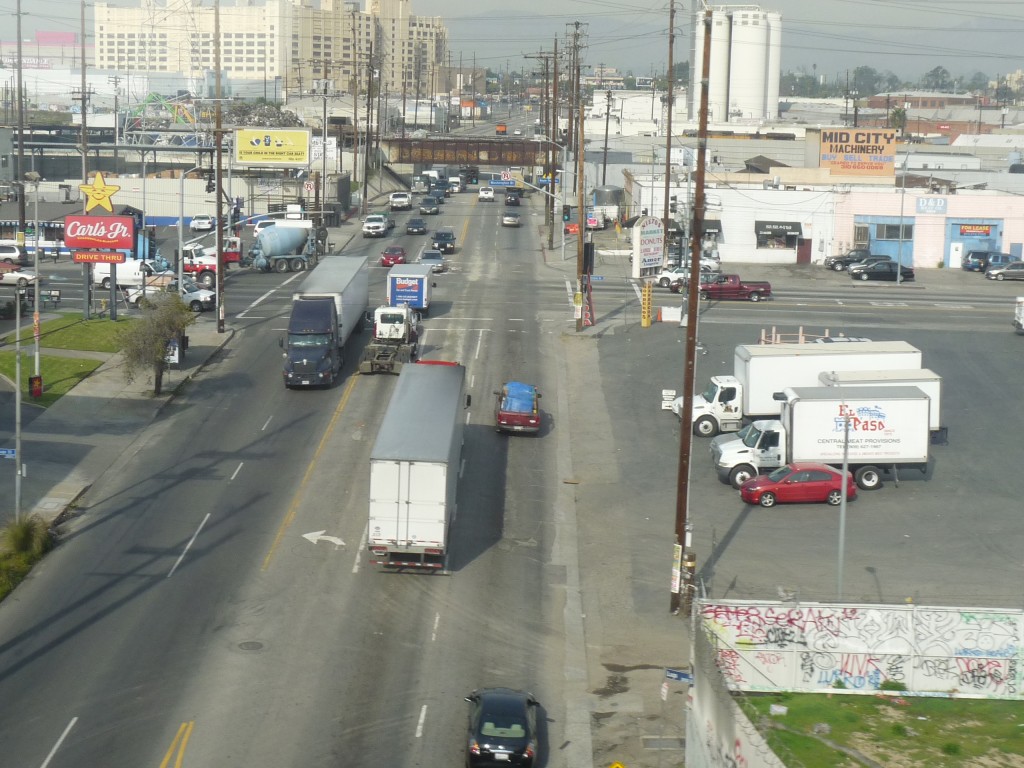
(159, 721, 195, 768)
(230, 462, 244, 481)
(474, 331, 484, 361)
(237, 273, 304, 318)
(39, 717, 77, 768)
(352, 524, 368, 574)
(261, 415, 273, 431)
(168, 513, 211, 578)
(262, 373, 360, 571)
(431, 612, 441, 642)
(415, 704, 428, 738)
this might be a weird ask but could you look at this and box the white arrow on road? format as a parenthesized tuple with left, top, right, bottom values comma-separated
(303, 530, 346, 547)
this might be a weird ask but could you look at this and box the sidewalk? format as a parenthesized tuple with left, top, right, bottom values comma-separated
(0, 320, 234, 526)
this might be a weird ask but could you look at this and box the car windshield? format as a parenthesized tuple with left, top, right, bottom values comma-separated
(766, 465, 792, 482)
(181, 280, 201, 292)
(288, 333, 331, 348)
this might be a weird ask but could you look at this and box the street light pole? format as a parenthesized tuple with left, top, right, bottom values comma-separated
(27, 173, 41, 377)
(178, 165, 204, 289)
(838, 413, 851, 600)
(602, 90, 612, 185)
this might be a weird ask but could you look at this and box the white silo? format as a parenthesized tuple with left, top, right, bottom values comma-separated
(763, 11, 782, 120)
(727, 8, 769, 121)
(690, 7, 733, 123)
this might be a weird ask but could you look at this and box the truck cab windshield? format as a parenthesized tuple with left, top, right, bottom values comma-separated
(289, 333, 331, 348)
(742, 424, 764, 449)
(700, 382, 720, 402)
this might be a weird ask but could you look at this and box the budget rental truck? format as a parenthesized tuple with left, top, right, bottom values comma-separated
(386, 263, 433, 315)
(367, 362, 467, 570)
(677, 341, 923, 437)
(711, 386, 932, 490)
(284, 255, 368, 385)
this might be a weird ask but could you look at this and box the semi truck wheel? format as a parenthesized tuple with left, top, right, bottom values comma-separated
(198, 271, 215, 287)
(290, 258, 306, 272)
(854, 466, 881, 490)
(693, 416, 718, 437)
(275, 259, 290, 273)
(729, 464, 756, 489)
(101, 277, 112, 289)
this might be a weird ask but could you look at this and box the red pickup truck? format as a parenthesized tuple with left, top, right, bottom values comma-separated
(699, 273, 772, 302)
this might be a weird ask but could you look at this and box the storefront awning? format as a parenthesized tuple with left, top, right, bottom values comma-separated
(755, 220, 802, 237)
(703, 219, 723, 234)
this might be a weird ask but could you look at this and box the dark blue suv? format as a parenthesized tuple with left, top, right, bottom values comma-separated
(962, 250, 1011, 272)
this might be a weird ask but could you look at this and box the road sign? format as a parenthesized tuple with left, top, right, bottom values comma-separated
(590, 275, 605, 281)
(490, 179, 515, 187)
(500, 171, 512, 180)
(303, 181, 315, 193)
(0, 448, 16, 459)
(665, 667, 693, 683)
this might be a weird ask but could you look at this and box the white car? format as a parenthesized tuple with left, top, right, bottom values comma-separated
(418, 249, 446, 273)
(513, 128, 523, 136)
(362, 214, 390, 238)
(389, 192, 412, 211)
(0, 267, 37, 287)
(190, 214, 215, 232)
(127, 278, 215, 313)
(478, 187, 495, 201)
(654, 260, 721, 287)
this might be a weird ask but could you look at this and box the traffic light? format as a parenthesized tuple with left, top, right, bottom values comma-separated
(205, 174, 216, 193)
(562, 205, 571, 222)
(669, 195, 678, 214)
(147, 226, 157, 258)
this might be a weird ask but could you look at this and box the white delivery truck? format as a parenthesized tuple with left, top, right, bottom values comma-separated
(818, 369, 945, 439)
(711, 386, 932, 490)
(367, 362, 467, 569)
(1015, 297, 1024, 334)
(678, 341, 923, 437)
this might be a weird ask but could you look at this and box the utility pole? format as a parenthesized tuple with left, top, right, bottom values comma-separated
(362, 42, 373, 216)
(214, 0, 225, 334)
(15, 0, 26, 233)
(662, 0, 676, 259)
(575, 93, 586, 333)
(672, 7, 712, 619)
(109, 75, 122, 175)
(549, 39, 558, 250)
(602, 90, 612, 185)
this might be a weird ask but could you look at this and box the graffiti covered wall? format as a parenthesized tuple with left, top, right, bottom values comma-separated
(701, 600, 1022, 698)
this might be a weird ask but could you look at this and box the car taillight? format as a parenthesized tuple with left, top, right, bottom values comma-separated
(524, 742, 536, 758)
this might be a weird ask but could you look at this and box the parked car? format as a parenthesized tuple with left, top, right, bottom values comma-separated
(380, 246, 407, 267)
(846, 254, 892, 271)
(985, 261, 1024, 281)
(420, 197, 440, 215)
(0, 244, 30, 267)
(513, 128, 523, 136)
(478, 186, 495, 201)
(189, 214, 215, 232)
(252, 219, 276, 235)
(418, 249, 446, 273)
(739, 462, 857, 508)
(494, 381, 542, 433)
(849, 261, 914, 281)
(431, 227, 457, 254)
(405, 217, 428, 235)
(465, 688, 540, 767)
(502, 211, 521, 227)
(823, 248, 875, 271)
(655, 262, 718, 288)
(962, 250, 1011, 272)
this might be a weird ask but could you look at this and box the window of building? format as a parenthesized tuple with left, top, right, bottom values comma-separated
(876, 223, 913, 241)
(853, 224, 870, 249)
(754, 221, 802, 248)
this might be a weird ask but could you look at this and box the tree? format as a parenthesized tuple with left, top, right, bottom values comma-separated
(851, 66, 881, 96)
(921, 66, 952, 92)
(890, 106, 908, 136)
(966, 71, 990, 93)
(117, 293, 197, 396)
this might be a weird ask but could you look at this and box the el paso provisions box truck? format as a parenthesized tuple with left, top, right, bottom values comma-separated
(711, 386, 932, 490)
(367, 362, 466, 570)
(685, 341, 923, 437)
(818, 368, 944, 435)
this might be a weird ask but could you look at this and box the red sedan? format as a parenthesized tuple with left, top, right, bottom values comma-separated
(739, 462, 856, 508)
(380, 246, 407, 267)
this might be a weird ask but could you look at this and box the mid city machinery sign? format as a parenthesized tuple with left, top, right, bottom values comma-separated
(815, 128, 897, 177)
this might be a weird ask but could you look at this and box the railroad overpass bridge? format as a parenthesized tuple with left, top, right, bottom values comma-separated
(380, 137, 557, 171)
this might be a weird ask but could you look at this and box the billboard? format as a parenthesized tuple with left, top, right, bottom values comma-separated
(631, 216, 664, 278)
(64, 215, 135, 250)
(818, 128, 897, 177)
(234, 129, 311, 167)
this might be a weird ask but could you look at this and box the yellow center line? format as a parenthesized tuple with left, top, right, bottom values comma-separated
(159, 721, 194, 768)
(261, 373, 360, 571)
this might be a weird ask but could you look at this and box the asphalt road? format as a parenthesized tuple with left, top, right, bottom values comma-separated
(3, 186, 1024, 766)
(0, 190, 581, 766)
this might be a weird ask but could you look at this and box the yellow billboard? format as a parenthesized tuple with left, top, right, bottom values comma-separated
(818, 128, 897, 177)
(234, 129, 311, 167)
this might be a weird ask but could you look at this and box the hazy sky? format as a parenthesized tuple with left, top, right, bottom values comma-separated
(415, 0, 1024, 85)
(7, 0, 1024, 85)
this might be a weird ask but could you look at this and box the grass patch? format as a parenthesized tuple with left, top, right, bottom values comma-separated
(747, 692, 1024, 767)
(2, 314, 130, 353)
(0, 352, 104, 407)
(0, 515, 54, 602)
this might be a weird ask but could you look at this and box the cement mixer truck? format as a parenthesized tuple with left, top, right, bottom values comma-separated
(247, 220, 328, 273)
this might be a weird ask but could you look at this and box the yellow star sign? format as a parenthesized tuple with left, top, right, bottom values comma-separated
(79, 172, 121, 213)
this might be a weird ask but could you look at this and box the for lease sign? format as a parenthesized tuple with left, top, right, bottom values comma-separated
(818, 128, 897, 177)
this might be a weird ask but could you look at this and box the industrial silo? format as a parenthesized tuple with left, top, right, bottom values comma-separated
(690, 6, 733, 123)
(763, 11, 783, 120)
(727, 8, 769, 121)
